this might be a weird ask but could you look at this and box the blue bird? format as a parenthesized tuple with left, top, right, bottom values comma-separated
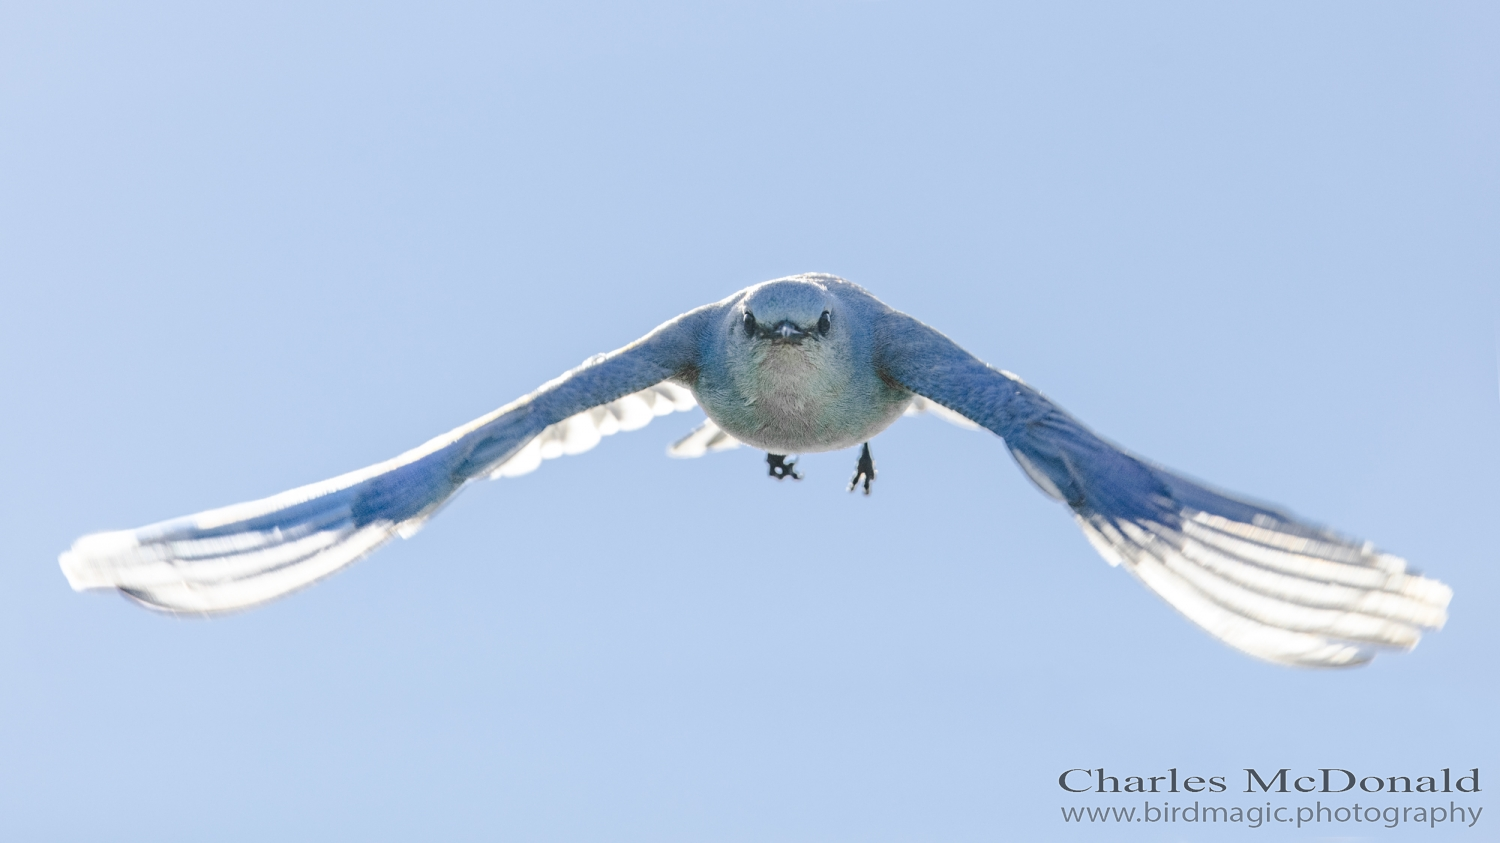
(60, 274, 1451, 667)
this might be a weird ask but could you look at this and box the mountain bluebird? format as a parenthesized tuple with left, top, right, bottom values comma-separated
(60, 274, 1451, 667)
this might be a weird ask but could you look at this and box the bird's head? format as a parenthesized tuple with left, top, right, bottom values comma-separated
(721, 275, 857, 395)
(731, 276, 840, 352)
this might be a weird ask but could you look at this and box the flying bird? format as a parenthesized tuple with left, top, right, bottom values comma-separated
(59, 274, 1451, 667)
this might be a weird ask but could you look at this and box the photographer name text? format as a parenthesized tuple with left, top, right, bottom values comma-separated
(1058, 767, 1480, 795)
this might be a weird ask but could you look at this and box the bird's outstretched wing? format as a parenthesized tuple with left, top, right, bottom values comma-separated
(59, 308, 711, 614)
(876, 312, 1451, 667)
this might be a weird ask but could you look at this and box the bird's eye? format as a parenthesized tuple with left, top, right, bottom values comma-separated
(743, 311, 757, 336)
(817, 310, 831, 336)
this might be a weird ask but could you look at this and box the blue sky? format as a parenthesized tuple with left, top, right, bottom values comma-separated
(2, 2, 1496, 840)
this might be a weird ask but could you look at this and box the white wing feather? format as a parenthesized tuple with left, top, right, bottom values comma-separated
(491, 382, 696, 477)
(905, 395, 982, 430)
(666, 418, 744, 458)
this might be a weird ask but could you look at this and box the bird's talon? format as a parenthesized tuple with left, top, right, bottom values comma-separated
(766, 453, 802, 481)
(847, 442, 876, 496)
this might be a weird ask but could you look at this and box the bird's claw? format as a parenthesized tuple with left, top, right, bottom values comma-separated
(848, 442, 875, 495)
(766, 453, 802, 481)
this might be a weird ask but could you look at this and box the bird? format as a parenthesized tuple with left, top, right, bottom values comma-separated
(59, 273, 1451, 668)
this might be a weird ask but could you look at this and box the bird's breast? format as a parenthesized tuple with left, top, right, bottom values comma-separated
(694, 346, 909, 454)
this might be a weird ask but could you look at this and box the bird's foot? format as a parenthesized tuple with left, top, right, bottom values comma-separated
(848, 442, 876, 496)
(766, 453, 802, 481)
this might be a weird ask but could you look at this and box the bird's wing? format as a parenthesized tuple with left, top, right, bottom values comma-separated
(876, 311, 1451, 668)
(904, 395, 983, 431)
(666, 417, 744, 458)
(59, 307, 713, 614)
(490, 382, 697, 476)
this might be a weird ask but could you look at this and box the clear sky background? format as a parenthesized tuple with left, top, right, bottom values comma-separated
(2, 2, 1497, 840)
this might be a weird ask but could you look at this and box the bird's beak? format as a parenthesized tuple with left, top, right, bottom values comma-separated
(767, 320, 809, 343)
